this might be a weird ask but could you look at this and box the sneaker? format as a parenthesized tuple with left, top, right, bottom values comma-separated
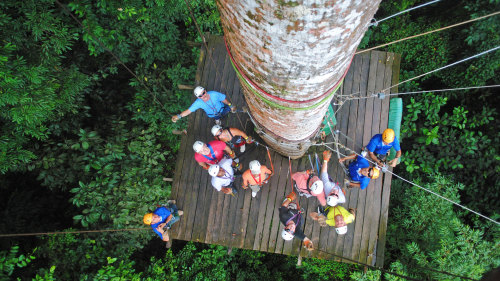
(177, 210, 183, 216)
(215, 119, 221, 125)
(240, 145, 245, 153)
(317, 205, 326, 216)
(252, 191, 257, 197)
(166, 200, 176, 205)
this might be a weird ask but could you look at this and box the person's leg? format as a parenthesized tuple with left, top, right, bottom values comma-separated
(250, 184, 261, 197)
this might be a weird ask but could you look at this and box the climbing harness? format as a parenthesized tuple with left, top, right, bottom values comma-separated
(201, 144, 218, 163)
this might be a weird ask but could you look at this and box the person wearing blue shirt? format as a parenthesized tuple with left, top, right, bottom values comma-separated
(171, 86, 236, 124)
(143, 201, 183, 242)
(339, 154, 380, 189)
(366, 128, 402, 167)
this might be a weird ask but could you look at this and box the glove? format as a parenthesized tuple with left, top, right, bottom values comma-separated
(245, 136, 253, 143)
(323, 150, 332, 162)
(230, 105, 237, 113)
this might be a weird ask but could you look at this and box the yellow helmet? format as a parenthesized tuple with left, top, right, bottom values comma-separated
(382, 129, 395, 143)
(370, 167, 380, 179)
(143, 213, 153, 225)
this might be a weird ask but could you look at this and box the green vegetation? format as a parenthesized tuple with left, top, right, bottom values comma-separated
(0, 0, 498, 280)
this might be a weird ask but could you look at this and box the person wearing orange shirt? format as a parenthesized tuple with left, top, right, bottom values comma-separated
(242, 160, 272, 197)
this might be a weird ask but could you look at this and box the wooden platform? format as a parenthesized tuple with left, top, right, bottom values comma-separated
(170, 35, 400, 266)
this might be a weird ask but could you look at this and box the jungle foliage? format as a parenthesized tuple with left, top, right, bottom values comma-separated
(0, 0, 498, 280)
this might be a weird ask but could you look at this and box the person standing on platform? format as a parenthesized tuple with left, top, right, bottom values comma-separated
(211, 125, 253, 153)
(242, 160, 272, 197)
(292, 169, 326, 207)
(321, 151, 346, 208)
(366, 128, 402, 168)
(193, 140, 241, 171)
(208, 158, 238, 195)
(143, 200, 183, 242)
(279, 192, 314, 250)
(339, 153, 380, 189)
(171, 86, 236, 125)
(309, 205, 355, 235)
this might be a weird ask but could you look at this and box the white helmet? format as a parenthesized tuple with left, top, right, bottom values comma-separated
(281, 229, 294, 241)
(193, 141, 204, 153)
(208, 164, 220, 177)
(194, 86, 205, 97)
(327, 195, 339, 206)
(335, 226, 348, 235)
(211, 125, 222, 136)
(310, 180, 324, 195)
(249, 160, 261, 173)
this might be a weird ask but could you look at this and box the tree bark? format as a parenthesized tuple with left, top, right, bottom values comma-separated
(217, 0, 381, 157)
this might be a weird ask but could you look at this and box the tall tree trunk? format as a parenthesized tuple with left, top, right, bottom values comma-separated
(217, 0, 381, 158)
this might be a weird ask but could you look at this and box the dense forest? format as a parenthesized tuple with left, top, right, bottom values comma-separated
(1, 0, 498, 280)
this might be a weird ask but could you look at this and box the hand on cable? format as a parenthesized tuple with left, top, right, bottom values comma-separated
(303, 238, 314, 251)
(338, 157, 345, 163)
(230, 105, 237, 113)
(323, 150, 332, 162)
(171, 115, 179, 123)
(309, 212, 320, 221)
(245, 136, 253, 144)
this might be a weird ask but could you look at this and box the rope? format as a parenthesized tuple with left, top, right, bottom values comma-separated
(54, 0, 169, 114)
(336, 46, 500, 113)
(322, 130, 500, 226)
(308, 154, 314, 172)
(369, 0, 441, 27)
(340, 84, 500, 99)
(0, 228, 149, 238)
(314, 248, 478, 281)
(266, 146, 274, 175)
(224, 37, 348, 111)
(357, 10, 500, 54)
(288, 156, 299, 209)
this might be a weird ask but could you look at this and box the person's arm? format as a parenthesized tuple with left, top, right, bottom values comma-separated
(339, 153, 356, 163)
(242, 174, 249, 189)
(197, 161, 209, 170)
(221, 98, 236, 113)
(388, 149, 402, 167)
(165, 214, 173, 224)
(171, 109, 192, 122)
(224, 144, 235, 159)
(368, 151, 384, 167)
(349, 181, 361, 188)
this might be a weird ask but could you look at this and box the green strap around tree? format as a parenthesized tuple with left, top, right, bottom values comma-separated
(321, 104, 337, 135)
(387, 98, 403, 162)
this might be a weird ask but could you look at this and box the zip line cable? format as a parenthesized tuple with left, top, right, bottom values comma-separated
(370, 0, 441, 27)
(338, 84, 500, 99)
(320, 132, 499, 226)
(0, 228, 149, 238)
(314, 248, 478, 281)
(336, 45, 500, 114)
(54, 0, 168, 114)
(357, 10, 500, 54)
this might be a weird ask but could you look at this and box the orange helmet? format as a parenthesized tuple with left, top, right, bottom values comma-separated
(382, 129, 395, 143)
(370, 167, 380, 179)
(143, 213, 153, 225)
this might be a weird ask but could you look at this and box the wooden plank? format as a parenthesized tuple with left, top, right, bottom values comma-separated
(173, 34, 216, 240)
(351, 50, 378, 262)
(283, 157, 306, 255)
(274, 156, 298, 254)
(252, 145, 276, 250)
(259, 153, 286, 251)
(340, 53, 363, 261)
(203, 36, 231, 243)
(344, 52, 370, 261)
(187, 36, 223, 242)
(366, 52, 393, 266)
(359, 51, 386, 264)
(375, 52, 400, 267)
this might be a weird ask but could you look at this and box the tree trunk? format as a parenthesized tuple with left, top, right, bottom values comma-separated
(217, 0, 381, 158)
